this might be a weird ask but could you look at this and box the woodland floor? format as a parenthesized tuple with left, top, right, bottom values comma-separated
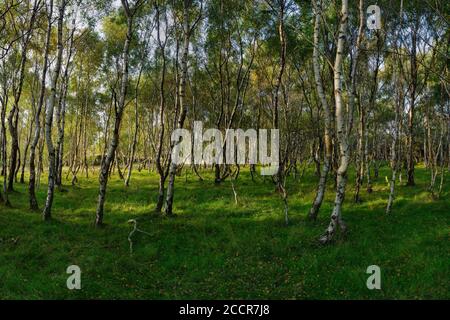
(0, 165, 448, 299)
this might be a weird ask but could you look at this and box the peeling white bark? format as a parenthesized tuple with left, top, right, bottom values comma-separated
(319, 0, 351, 244)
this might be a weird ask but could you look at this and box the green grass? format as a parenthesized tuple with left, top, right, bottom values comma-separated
(0, 165, 448, 299)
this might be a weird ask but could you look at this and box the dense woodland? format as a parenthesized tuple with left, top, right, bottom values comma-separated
(0, 0, 448, 247)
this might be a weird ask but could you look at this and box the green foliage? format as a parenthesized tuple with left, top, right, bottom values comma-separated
(0, 166, 448, 299)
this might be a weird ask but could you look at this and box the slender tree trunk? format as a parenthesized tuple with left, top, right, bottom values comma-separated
(319, 0, 352, 244)
(354, 99, 365, 202)
(352, 0, 369, 202)
(154, 3, 168, 212)
(386, 0, 406, 212)
(15, 138, 21, 183)
(271, 1, 288, 224)
(0, 92, 10, 206)
(20, 121, 33, 183)
(309, 0, 333, 220)
(165, 0, 199, 216)
(423, 122, 428, 168)
(29, 0, 53, 211)
(8, 1, 39, 192)
(429, 97, 445, 197)
(42, 0, 66, 221)
(55, 73, 68, 187)
(0, 97, 3, 204)
(124, 67, 142, 187)
(56, 16, 75, 189)
(37, 131, 44, 187)
(425, 103, 433, 190)
(387, 69, 403, 213)
(95, 0, 134, 227)
(273, 0, 286, 184)
(365, 124, 372, 192)
(7, 83, 19, 192)
(406, 16, 419, 186)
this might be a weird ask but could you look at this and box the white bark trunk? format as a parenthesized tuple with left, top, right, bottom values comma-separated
(165, 0, 200, 215)
(42, 0, 66, 220)
(319, 0, 351, 244)
(95, 0, 135, 226)
(386, 0, 404, 213)
(309, 0, 333, 220)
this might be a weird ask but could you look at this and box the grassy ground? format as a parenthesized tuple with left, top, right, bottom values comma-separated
(0, 165, 448, 299)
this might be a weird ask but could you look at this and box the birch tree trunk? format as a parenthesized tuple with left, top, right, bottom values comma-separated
(387, 0, 405, 213)
(56, 11, 76, 189)
(20, 120, 33, 183)
(95, 0, 135, 226)
(346, 0, 364, 136)
(308, 0, 333, 220)
(37, 130, 44, 186)
(124, 65, 142, 187)
(30, 0, 52, 210)
(154, 3, 168, 212)
(0, 96, 3, 204)
(354, 98, 365, 202)
(0, 90, 9, 206)
(7, 0, 39, 192)
(386, 68, 403, 213)
(367, 52, 381, 194)
(21, 63, 38, 185)
(273, 0, 286, 185)
(406, 15, 419, 186)
(42, 0, 66, 221)
(319, 0, 351, 244)
(165, 0, 200, 216)
(354, 35, 374, 203)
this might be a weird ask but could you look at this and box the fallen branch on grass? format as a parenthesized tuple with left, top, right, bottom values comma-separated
(127, 219, 152, 255)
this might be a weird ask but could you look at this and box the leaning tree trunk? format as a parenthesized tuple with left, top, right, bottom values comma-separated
(95, 0, 134, 227)
(42, 0, 66, 221)
(319, 0, 353, 244)
(7, 0, 39, 193)
(29, 0, 53, 211)
(308, 0, 334, 220)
